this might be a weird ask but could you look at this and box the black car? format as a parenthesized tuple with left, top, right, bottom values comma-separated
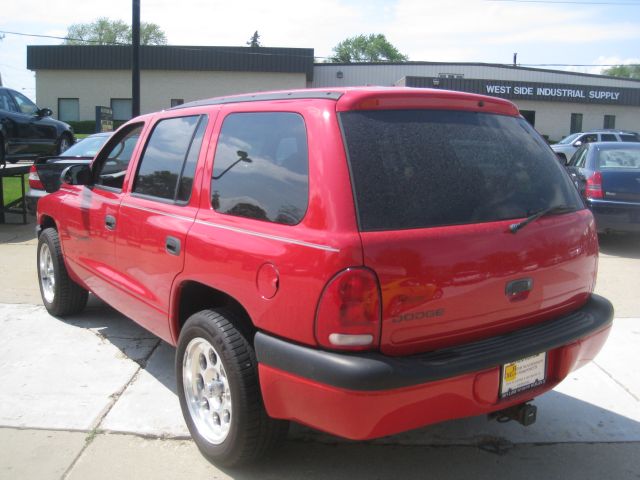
(26, 132, 113, 214)
(566, 142, 640, 234)
(0, 87, 74, 165)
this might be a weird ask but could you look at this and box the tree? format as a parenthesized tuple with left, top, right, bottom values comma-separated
(601, 64, 640, 80)
(246, 31, 261, 48)
(329, 34, 408, 63)
(64, 17, 167, 45)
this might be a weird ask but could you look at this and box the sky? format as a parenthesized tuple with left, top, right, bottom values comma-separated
(1, 0, 639, 101)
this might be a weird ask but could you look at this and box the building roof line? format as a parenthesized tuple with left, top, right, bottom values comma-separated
(315, 61, 640, 84)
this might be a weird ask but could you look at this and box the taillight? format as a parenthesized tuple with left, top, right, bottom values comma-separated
(315, 267, 381, 351)
(28, 165, 44, 190)
(585, 171, 603, 199)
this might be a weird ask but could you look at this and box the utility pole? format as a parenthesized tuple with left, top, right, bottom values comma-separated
(513, 52, 518, 67)
(132, 0, 140, 117)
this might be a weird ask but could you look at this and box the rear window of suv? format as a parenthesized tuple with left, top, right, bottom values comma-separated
(340, 109, 583, 231)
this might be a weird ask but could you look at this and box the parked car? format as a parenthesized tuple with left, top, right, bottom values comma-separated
(26, 132, 113, 214)
(566, 141, 640, 233)
(0, 87, 74, 165)
(551, 129, 639, 163)
(35, 88, 613, 467)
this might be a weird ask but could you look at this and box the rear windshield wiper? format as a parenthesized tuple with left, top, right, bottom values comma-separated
(509, 205, 576, 234)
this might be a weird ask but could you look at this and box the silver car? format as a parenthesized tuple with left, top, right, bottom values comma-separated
(551, 130, 639, 163)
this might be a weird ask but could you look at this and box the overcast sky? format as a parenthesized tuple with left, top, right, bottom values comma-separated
(1, 0, 639, 101)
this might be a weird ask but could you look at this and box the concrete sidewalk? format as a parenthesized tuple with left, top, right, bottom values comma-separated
(1, 220, 639, 479)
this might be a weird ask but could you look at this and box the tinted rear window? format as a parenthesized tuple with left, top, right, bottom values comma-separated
(340, 110, 583, 231)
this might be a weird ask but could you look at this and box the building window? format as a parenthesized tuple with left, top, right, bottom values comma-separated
(520, 110, 535, 127)
(58, 98, 79, 122)
(438, 73, 464, 79)
(604, 115, 615, 129)
(111, 98, 132, 121)
(570, 113, 583, 134)
(171, 99, 184, 107)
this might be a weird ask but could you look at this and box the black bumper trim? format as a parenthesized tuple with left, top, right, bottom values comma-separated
(255, 294, 614, 392)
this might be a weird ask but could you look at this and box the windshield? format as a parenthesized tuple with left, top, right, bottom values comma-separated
(62, 135, 111, 157)
(340, 109, 583, 232)
(557, 133, 581, 145)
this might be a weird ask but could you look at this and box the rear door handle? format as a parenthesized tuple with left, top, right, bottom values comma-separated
(105, 215, 116, 230)
(165, 236, 181, 256)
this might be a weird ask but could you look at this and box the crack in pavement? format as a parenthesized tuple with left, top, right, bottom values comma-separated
(594, 360, 640, 402)
(60, 339, 162, 480)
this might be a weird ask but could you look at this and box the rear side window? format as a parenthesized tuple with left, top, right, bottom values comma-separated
(620, 134, 640, 143)
(340, 110, 583, 231)
(600, 134, 617, 142)
(133, 115, 207, 202)
(211, 112, 308, 225)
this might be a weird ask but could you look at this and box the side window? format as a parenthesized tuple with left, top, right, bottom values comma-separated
(211, 112, 308, 225)
(0, 90, 17, 112)
(133, 115, 207, 202)
(570, 146, 588, 168)
(600, 134, 617, 142)
(582, 134, 597, 144)
(11, 91, 39, 115)
(620, 134, 640, 143)
(94, 124, 143, 191)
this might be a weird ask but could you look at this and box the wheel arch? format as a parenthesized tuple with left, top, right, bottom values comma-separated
(38, 215, 58, 236)
(171, 280, 256, 345)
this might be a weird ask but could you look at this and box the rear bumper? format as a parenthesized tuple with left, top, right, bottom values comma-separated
(588, 198, 640, 233)
(256, 294, 613, 439)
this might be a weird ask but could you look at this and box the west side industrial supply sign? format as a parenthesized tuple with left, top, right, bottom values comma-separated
(405, 76, 640, 106)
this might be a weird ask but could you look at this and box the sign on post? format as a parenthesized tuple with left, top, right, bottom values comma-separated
(95, 106, 114, 133)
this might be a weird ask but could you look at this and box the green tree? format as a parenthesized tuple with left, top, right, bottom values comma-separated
(602, 64, 640, 80)
(329, 34, 408, 63)
(64, 17, 167, 45)
(246, 31, 261, 48)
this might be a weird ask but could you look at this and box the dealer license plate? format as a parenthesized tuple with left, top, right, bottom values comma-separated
(500, 352, 547, 398)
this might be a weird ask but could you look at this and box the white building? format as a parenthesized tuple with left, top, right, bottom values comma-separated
(28, 46, 640, 141)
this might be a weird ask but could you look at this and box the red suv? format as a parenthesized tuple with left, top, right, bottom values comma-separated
(36, 88, 613, 466)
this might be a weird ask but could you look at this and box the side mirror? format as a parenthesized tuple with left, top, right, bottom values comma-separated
(61, 164, 91, 186)
(572, 140, 582, 147)
(37, 108, 53, 117)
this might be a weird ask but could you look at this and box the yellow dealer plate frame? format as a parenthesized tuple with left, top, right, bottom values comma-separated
(500, 352, 547, 399)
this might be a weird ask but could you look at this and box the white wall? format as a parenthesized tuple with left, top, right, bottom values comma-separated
(35, 70, 307, 121)
(514, 100, 639, 141)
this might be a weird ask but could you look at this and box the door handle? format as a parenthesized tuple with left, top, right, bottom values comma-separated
(165, 236, 181, 256)
(105, 215, 116, 230)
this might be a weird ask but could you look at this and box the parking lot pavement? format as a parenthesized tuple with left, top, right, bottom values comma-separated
(1, 220, 639, 479)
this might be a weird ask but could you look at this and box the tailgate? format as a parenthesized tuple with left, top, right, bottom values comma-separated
(361, 210, 598, 355)
(338, 105, 591, 356)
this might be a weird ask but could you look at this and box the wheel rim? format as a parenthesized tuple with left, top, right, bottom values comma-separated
(39, 243, 55, 303)
(60, 137, 70, 153)
(183, 337, 232, 444)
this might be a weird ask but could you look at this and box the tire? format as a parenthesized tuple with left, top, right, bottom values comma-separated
(37, 228, 88, 316)
(176, 309, 288, 467)
(57, 133, 72, 154)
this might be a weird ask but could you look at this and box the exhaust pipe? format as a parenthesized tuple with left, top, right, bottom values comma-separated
(490, 402, 537, 426)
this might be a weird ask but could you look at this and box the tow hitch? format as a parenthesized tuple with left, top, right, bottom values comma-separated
(490, 403, 537, 426)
